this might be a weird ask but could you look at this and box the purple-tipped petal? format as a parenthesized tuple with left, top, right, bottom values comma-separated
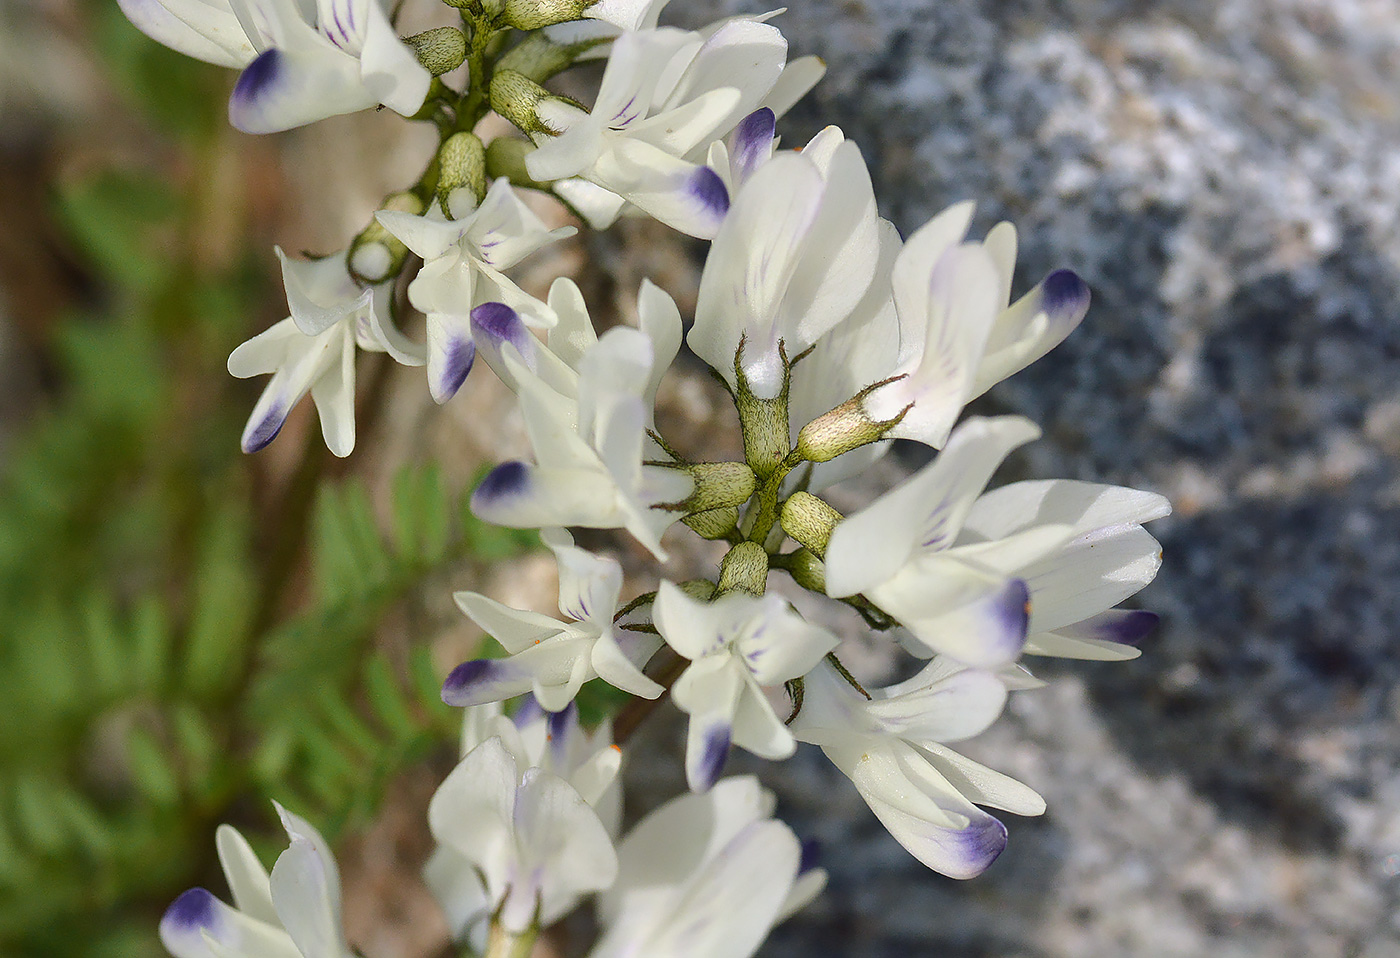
(687, 166, 730, 230)
(546, 701, 577, 765)
(689, 722, 731, 793)
(931, 577, 1030, 667)
(942, 812, 1009, 879)
(159, 888, 223, 958)
(470, 302, 534, 370)
(441, 659, 526, 707)
(229, 49, 283, 130)
(473, 461, 531, 509)
(993, 579, 1032, 655)
(1063, 608, 1159, 646)
(798, 837, 822, 875)
(513, 692, 544, 727)
(241, 400, 287, 453)
(1040, 269, 1090, 328)
(730, 108, 776, 185)
(433, 335, 476, 403)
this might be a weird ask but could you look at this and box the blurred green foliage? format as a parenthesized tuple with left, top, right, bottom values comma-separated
(0, 6, 530, 955)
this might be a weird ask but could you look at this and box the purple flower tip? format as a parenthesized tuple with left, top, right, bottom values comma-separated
(470, 302, 521, 340)
(435, 336, 476, 403)
(731, 108, 777, 181)
(442, 659, 496, 704)
(546, 702, 576, 741)
(163, 887, 218, 932)
(953, 813, 1009, 878)
(1041, 269, 1090, 322)
(242, 401, 286, 453)
(992, 578, 1031, 656)
(1101, 609, 1160, 646)
(470, 301, 535, 371)
(231, 48, 282, 111)
(693, 723, 731, 792)
(798, 837, 822, 874)
(688, 167, 730, 222)
(474, 460, 530, 506)
(513, 692, 544, 726)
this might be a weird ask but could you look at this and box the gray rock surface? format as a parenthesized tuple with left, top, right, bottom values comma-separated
(658, 1, 1400, 954)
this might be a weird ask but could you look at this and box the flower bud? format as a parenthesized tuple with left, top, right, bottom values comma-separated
(404, 27, 467, 77)
(734, 341, 793, 479)
(682, 506, 739, 541)
(349, 191, 424, 283)
(717, 541, 769, 597)
(659, 461, 756, 515)
(485, 136, 552, 190)
(795, 376, 910, 463)
(497, 32, 603, 83)
(490, 69, 570, 137)
(502, 0, 588, 30)
(436, 132, 488, 217)
(782, 548, 826, 594)
(779, 492, 842, 558)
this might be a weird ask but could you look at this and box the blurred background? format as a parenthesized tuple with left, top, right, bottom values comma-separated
(2, 0, 1399, 956)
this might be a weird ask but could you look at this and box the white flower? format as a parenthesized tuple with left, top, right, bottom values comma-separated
(688, 125, 881, 398)
(791, 658, 1044, 880)
(227, 248, 422, 456)
(158, 803, 352, 958)
(427, 699, 623, 943)
(116, 0, 431, 133)
(468, 284, 691, 559)
(958, 478, 1171, 660)
(375, 180, 576, 403)
(861, 201, 1092, 448)
(527, 18, 823, 238)
(590, 776, 825, 958)
(443, 527, 664, 711)
(823, 416, 1072, 667)
(653, 581, 838, 792)
(426, 735, 618, 937)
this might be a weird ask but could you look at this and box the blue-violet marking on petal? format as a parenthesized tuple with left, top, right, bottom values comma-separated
(1092, 609, 1159, 646)
(946, 812, 1008, 878)
(470, 302, 535, 369)
(442, 659, 498, 704)
(162, 888, 220, 935)
(693, 722, 731, 793)
(231, 49, 283, 112)
(436, 336, 476, 402)
(242, 400, 287, 453)
(473, 461, 531, 508)
(687, 167, 730, 224)
(1040, 269, 1090, 325)
(730, 108, 776, 184)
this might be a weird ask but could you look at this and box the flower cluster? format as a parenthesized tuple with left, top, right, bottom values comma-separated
(126, 0, 1169, 953)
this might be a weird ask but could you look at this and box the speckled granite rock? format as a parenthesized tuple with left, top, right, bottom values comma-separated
(645, 1, 1400, 955)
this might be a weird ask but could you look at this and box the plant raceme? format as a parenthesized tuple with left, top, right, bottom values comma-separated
(124, 0, 1169, 953)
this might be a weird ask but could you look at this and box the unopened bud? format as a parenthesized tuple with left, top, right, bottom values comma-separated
(350, 191, 424, 283)
(660, 461, 755, 514)
(782, 548, 826, 594)
(502, 0, 588, 30)
(682, 506, 739, 540)
(717, 541, 769, 597)
(485, 136, 552, 190)
(779, 491, 842, 558)
(498, 32, 603, 83)
(677, 578, 718, 601)
(490, 69, 569, 137)
(404, 27, 467, 76)
(734, 340, 793, 479)
(436, 132, 487, 217)
(795, 376, 910, 463)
